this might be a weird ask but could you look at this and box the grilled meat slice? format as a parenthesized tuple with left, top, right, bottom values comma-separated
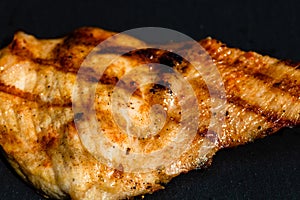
(0, 27, 299, 199)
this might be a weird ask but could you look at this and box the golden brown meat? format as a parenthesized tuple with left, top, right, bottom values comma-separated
(0, 27, 299, 199)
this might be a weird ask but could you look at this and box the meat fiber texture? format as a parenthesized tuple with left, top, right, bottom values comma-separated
(0, 27, 299, 199)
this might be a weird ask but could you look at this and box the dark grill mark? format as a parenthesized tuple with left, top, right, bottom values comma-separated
(0, 82, 72, 107)
(158, 52, 183, 67)
(227, 96, 294, 127)
(98, 46, 138, 55)
(252, 72, 274, 84)
(149, 82, 172, 95)
(100, 75, 119, 85)
(125, 48, 185, 68)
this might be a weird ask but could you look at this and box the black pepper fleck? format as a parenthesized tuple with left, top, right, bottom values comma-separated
(74, 112, 84, 121)
(225, 111, 229, 116)
(126, 148, 131, 155)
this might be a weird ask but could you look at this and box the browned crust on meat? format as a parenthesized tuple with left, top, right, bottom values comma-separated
(0, 27, 299, 199)
(200, 38, 300, 99)
(200, 38, 300, 147)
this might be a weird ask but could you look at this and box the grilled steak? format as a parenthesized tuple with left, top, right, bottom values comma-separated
(0, 27, 299, 199)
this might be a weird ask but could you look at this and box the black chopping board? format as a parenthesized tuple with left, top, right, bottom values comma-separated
(0, 0, 299, 199)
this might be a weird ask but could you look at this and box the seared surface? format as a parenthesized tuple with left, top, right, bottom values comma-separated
(0, 27, 299, 199)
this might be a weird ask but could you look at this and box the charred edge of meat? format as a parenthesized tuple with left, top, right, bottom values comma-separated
(280, 59, 300, 69)
(9, 39, 33, 58)
(62, 27, 111, 47)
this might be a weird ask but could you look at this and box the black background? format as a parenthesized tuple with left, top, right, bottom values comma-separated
(0, 0, 299, 199)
